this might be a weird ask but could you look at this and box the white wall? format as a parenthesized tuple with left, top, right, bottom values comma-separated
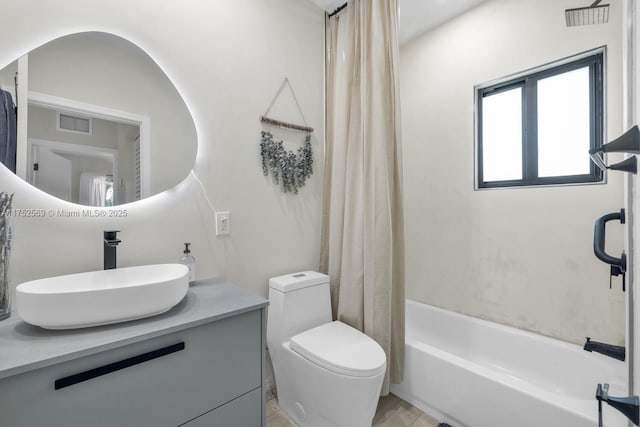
(401, 0, 625, 345)
(0, 0, 325, 301)
(28, 105, 119, 149)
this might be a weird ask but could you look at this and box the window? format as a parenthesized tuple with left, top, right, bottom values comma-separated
(475, 50, 604, 189)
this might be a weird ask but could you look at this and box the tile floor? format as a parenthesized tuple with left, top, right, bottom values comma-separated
(266, 392, 441, 427)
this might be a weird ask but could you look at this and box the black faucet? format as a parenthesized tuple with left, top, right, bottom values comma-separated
(584, 337, 625, 362)
(596, 383, 639, 426)
(103, 230, 121, 270)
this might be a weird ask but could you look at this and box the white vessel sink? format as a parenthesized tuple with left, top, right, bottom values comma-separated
(16, 264, 189, 330)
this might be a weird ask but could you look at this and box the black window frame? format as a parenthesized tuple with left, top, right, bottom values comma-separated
(475, 50, 605, 189)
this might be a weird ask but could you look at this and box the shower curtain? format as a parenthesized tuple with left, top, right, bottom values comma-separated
(79, 173, 107, 207)
(0, 90, 17, 173)
(321, 0, 405, 393)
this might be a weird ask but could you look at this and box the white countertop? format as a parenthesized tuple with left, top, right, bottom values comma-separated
(0, 278, 268, 380)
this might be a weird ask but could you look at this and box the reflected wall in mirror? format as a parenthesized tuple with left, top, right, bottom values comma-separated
(0, 32, 197, 206)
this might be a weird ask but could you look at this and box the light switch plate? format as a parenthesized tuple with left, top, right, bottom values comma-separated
(216, 212, 230, 236)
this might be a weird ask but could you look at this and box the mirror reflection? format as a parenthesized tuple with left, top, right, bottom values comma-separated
(0, 32, 197, 206)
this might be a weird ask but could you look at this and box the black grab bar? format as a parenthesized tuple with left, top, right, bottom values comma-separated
(593, 209, 626, 277)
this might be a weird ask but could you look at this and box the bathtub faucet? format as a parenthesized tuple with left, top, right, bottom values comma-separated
(596, 383, 639, 426)
(584, 337, 625, 362)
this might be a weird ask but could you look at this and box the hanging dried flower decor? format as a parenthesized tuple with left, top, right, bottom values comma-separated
(0, 192, 14, 320)
(260, 131, 313, 194)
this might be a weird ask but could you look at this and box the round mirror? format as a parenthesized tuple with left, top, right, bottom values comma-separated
(0, 32, 197, 206)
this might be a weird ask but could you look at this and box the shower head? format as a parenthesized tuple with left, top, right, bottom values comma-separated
(565, 0, 609, 26)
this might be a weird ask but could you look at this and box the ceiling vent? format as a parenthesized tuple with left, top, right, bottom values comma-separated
(58, 113, 92, 134)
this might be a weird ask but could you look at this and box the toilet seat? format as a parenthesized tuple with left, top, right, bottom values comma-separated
(290, 321, 387, 378)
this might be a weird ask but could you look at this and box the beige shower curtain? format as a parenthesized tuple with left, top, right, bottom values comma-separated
(320, 0, 405, 393)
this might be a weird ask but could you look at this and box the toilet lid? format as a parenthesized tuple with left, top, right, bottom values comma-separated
(290, 321, 387, 378)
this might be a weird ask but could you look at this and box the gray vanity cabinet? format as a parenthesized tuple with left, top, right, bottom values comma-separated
(182, 388, 263, 426)
(0, 308, 266, 427)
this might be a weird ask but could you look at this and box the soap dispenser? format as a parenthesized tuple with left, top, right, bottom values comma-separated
(181, 243, 196, 284)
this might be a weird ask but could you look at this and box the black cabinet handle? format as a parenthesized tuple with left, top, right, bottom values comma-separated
(593, 209, 626, 274)
(55, 342, 185, 390)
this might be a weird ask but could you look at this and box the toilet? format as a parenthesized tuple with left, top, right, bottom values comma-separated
(267, 271, 386, 427)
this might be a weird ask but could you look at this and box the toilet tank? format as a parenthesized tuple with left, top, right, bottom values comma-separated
(267, 271, 332, 345)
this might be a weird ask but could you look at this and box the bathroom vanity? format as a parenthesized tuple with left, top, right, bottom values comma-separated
(0, 279, 268, 427)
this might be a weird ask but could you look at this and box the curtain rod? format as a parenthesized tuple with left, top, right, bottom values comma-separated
(328, 2, 347, 18)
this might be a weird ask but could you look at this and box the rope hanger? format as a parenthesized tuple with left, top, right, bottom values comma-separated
(260, 77, 314, 133)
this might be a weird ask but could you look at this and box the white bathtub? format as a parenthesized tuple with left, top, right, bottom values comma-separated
(390, 300, 628, 427)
